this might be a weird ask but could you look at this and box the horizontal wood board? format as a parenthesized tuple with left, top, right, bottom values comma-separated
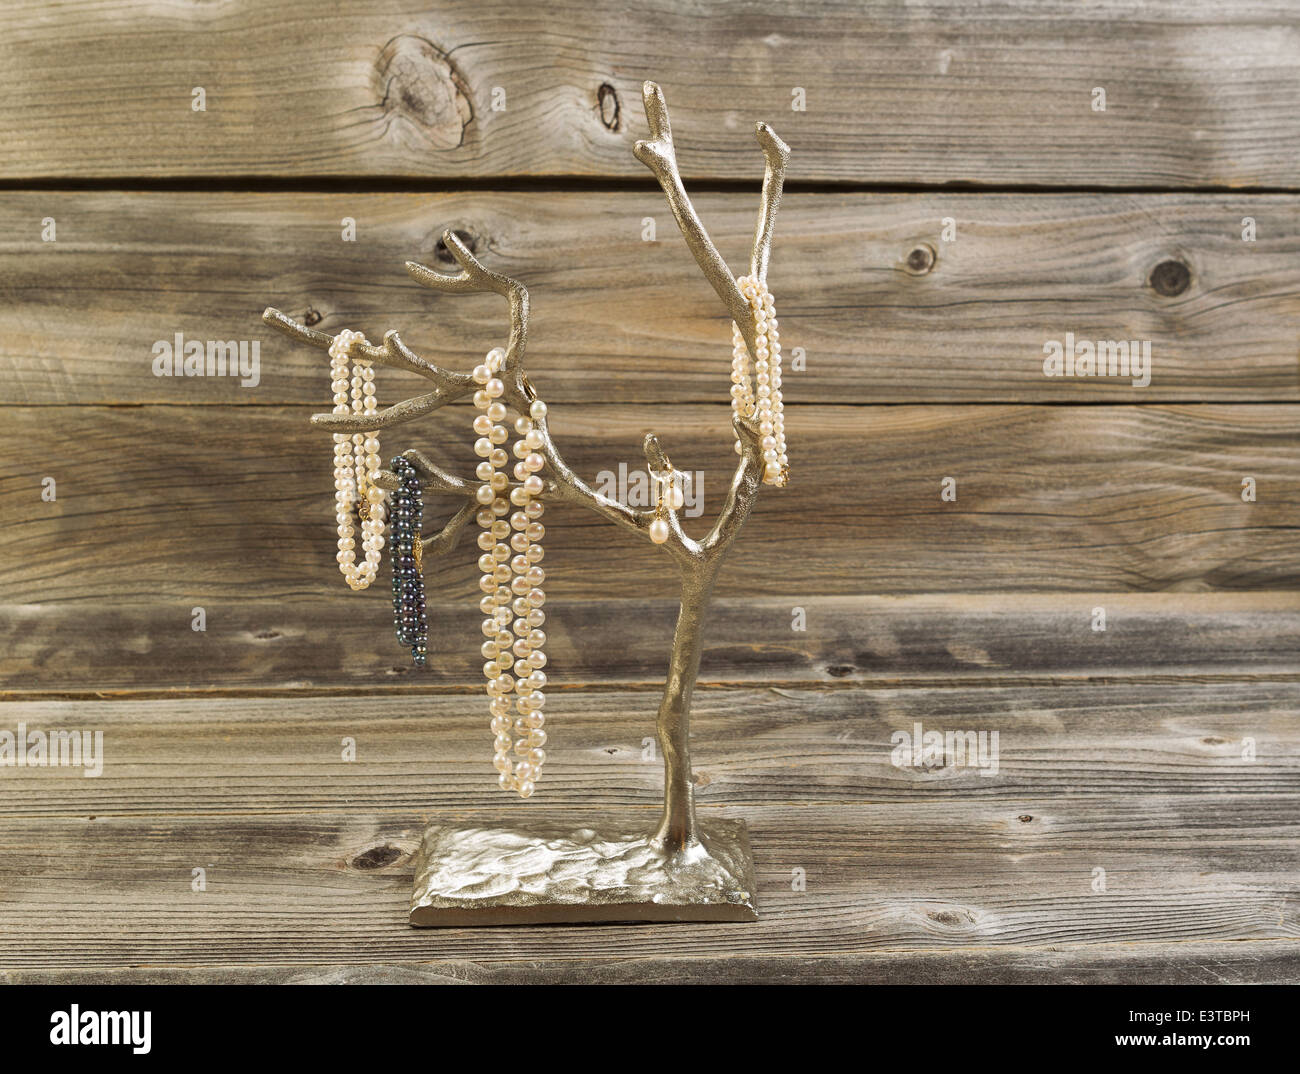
(2, 192, 1298, 405)
(1, 1, 1298, 186)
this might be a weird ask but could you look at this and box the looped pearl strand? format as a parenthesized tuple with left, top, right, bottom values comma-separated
(329, 329, 386, 590)
(731, 276, 789, 487)
(471, 348, 550, 798)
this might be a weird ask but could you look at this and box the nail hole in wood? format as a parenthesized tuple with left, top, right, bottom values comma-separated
(1018, 814, 1033, 823)
(434, 228, 478, 267)
(302, 307, 322, 327)
(826, 664, 855, 677)
(905, 243, 936, 275)
(1149, 259, 1191, 296)
(597, 82, 621, 131)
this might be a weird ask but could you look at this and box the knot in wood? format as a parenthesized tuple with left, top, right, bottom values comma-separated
(351, 844, 404, 870)
(374, 34, 472, 151)
(905, 243, 936, 275)
(597, 82, 621, 131)
(1149, 258, 1191, 296)
(434, 228, 479, 266)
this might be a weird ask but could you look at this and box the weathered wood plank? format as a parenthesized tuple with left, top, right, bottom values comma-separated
(4, 192, 1298, 404)
(9, 940, 1299, 984)
(4, 593, 1299, 695)
(2, 1, 1297, 186)
(2, 404, 1295, 643)
(0, 685, 1294, 817)
(0, 798, 1293, 978)
(0, 683, 1293, 982)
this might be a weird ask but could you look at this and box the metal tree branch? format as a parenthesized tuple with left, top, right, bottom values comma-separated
(406, 236, 529, 373)
(261, 310, 479, 562)
(751, 122, 791, 285)
(262, 80, 787, 862)
(633, 81, 788, 366)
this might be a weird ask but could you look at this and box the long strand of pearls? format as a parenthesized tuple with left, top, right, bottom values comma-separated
(731, 276, 788, 486)
(329, 329, 386, 589)
(471, 348, 550, 798)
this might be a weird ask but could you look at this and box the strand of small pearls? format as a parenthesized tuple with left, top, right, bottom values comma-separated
(471, 348, 550, 799)
(731, 276, 789, 486)
(329, 329, 386, 589)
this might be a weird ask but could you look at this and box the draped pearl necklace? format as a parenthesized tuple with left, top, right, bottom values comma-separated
(471, 348, 550, 798)
(731, 277, 789, 486)
(329, 330, 386, 589)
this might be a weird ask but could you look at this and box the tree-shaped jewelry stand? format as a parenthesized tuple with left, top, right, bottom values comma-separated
(263, 82, 788, 925)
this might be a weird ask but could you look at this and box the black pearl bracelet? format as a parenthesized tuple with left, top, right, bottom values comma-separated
(389, 457, 429, 668)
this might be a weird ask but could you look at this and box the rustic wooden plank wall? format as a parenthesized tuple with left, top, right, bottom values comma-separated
(0, 0, 1296, 984)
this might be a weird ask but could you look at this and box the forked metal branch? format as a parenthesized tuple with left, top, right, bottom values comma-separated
(263, 81, 788, 858)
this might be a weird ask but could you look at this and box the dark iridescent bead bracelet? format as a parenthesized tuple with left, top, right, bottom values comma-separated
(389, 456, 429, 668)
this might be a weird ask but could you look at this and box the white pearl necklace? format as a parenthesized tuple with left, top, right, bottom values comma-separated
(329, 329, 386, 590)
(731, 276, 789, 486)
(471, 348, 550, 798)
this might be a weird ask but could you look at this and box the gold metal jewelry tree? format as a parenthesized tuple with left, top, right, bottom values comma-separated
(263, 82, 789, 925)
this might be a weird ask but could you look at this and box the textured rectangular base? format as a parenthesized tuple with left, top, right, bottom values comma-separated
(409, 816, 757, 926)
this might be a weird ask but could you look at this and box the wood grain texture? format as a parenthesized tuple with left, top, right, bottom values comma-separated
(2, 1, 1297, 186)
(9, 941, 1300, 984)
(3, 0, 1298, 986)
(5, 593, 1299, 696)
(2, 404, 1295, 645)
(0, 688, 1294, 981)
(0, 805, 1293, 981)
(4, 192, 1299, 405)
(0, 685, 1294, 817)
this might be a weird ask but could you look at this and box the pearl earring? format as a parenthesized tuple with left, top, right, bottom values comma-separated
(648, 461, 683, 544)
(329, 329, 387, 590)
(731, 276, 788, 487)
(472, 348, 550, 799)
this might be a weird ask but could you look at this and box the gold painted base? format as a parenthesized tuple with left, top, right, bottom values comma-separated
(409, 816, 757, 926)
